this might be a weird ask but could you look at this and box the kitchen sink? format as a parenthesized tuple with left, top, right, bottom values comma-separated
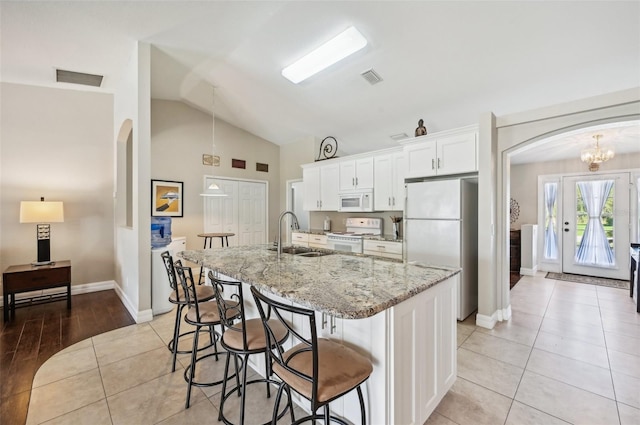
(295, 251, 333, 257)
(268, 246, 334, 257)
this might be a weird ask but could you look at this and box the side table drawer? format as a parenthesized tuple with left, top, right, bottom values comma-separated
(3, 267, 70, 292)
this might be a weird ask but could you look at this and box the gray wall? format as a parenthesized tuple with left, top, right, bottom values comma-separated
(151, 99, 281, 248)
(510, 152, 640, 229)
(0, 82, 115, 286)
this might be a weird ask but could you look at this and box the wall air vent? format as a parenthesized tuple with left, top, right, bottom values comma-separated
(56, 69, 103, 87)
(360, 68, 383, 85)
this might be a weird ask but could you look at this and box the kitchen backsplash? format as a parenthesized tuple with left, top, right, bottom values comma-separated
(309, 211, 403, 237)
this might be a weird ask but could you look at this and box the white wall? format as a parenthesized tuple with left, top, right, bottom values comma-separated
(0, 82, 114, 285)
(112, 41, 154, 322)
(151, 99, 281, 245)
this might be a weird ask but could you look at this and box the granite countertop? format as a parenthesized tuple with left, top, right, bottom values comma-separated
(178, 245, 459, 319)
(364, 235, 403, 243)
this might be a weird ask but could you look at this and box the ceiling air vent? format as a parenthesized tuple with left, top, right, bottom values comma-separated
(390, 133, 409, 141)
(360, 68, 383, 85)
(56, 69, 103, 87)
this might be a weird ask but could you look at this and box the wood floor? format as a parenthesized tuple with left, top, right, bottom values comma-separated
(0, 290, 135, 425)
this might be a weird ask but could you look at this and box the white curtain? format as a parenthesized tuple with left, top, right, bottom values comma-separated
(544, 182, 558, 259)
(575, 180, 614, 266)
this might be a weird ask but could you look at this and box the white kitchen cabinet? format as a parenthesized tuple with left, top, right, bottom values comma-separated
(374, 151, 405, 211)
(339, 157, 374, 191)
(291, 232, 309, 247)
(363, 239, 403, 260)
(302, 163, 339, 211)
(392, 274, 457, 424)
(403, 126, 478, 179)
(305, 163, 339, 211)
(308, 234, 327, 248)
(226, 275, 457, 424)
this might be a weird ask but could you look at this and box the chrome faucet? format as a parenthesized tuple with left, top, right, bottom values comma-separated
(277, 210, 300, 259)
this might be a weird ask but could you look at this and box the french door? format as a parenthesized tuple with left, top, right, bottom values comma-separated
(561, 173, 630, 279)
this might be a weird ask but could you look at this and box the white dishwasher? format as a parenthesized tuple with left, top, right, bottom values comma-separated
(151, 236, 186, 315)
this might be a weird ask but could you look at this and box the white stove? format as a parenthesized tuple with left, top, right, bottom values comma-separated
(326, 218, 382, 253)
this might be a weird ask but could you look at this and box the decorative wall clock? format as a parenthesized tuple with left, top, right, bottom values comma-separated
(510, 198, 520, 224)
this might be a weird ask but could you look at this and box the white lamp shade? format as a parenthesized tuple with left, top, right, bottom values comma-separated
(20, 201, 64, 223)
(200, 182, 227, 197)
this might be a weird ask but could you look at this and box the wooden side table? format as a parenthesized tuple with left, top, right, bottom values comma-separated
(3, 260, 71, 321)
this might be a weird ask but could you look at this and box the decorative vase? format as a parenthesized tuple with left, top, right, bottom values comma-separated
(393, 222, 400, 240)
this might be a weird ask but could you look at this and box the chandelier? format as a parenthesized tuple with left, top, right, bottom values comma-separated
(580, 134, 614, 172)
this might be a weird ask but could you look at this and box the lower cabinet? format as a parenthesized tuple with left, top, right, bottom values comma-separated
(308, 234, 327, 248)
(232, 275, 457, 424)
(391, 274, 457, 423)
(363, 239, 403, 261)
(291, 232, 309, 247)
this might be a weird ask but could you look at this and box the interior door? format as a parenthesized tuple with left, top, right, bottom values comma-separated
(238, 181, 267, 245)
(204, 178, 239, 246)
(562, 173, 630, 279)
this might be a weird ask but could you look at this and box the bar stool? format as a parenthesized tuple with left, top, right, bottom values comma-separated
(251, 286, 373, 425)
(174, 264, 240, 409)
(161, 252, 215, 372)
(210, 271, 292, 425)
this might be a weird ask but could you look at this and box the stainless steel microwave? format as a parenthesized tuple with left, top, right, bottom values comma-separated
(338, 190, 374, 212)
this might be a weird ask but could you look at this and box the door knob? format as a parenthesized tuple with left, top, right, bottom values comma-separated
(564, 222, 569, 225)
(564, 229, 569, 232)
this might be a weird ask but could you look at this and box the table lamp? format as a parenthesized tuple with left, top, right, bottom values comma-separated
(20, 197, 64, 265)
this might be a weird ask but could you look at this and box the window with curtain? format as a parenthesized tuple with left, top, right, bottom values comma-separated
(574, 179, 615, 267)
(543, 182, 558, 260)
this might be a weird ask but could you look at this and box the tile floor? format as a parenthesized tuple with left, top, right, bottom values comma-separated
(25, 273, 640, 424)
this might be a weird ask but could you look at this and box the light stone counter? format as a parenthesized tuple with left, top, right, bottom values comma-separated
(178, 244, 459, 319)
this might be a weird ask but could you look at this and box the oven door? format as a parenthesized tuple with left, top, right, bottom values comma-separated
(327, 236, 363, 253)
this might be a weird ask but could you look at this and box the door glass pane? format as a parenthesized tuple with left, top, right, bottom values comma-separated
(543, 182, 558, 260)
(574, 179, 615, 267)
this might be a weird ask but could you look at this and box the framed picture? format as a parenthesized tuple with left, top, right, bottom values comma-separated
(151, 179, 183, 217)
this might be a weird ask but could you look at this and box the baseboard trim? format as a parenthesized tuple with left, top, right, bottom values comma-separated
(476, 305, 512, 329)
(475, 312, 498, 329)
(71, 280, 115, 294)
(0, 280, 115, 307)
(520, 266, 538, 276)
(113, 284, 153, 324)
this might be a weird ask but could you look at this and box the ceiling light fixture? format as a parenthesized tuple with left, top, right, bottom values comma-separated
(282, 26, 367, 84)
(580, 134, 615, 172)
(201, 86, 227, 197)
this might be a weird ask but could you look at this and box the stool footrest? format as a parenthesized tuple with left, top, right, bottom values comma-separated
(218, 378, 291, 425)
(183, 352, 243, 387)
(168, 329, 216, 355)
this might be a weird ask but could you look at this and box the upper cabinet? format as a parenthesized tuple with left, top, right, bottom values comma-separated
(402, 126, 478, 179)
(300, 124, 477, 212)
(303, 162, 340, 211)
(374, 151, 405, 211)
(338, 157, 374, 191)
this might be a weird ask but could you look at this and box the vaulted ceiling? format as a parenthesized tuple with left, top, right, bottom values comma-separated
(2, 1, 639, 157)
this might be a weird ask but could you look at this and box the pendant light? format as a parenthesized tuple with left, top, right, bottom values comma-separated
(580, 134, 615, 172)
(200, 86, 227, 197)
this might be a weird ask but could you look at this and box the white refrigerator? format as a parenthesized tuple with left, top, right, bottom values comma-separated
(405, 178, 478, 320)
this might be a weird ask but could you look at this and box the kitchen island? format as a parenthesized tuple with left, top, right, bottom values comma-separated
(179, 245, 459, 424)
